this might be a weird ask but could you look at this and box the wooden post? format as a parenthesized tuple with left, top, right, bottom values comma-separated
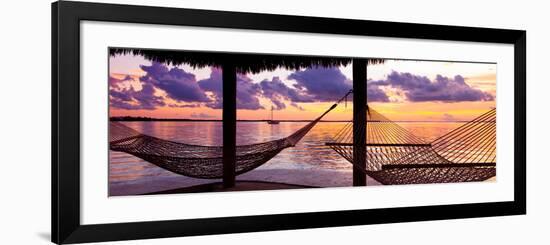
(352, 59, 367, 186)
(222, 62, 237, 188)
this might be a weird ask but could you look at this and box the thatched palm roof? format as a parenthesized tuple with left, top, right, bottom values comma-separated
(110, 48, 384, 74)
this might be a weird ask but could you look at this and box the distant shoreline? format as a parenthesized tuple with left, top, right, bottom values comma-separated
(110, 117, 472, 123)
(110, 117, 348, 122)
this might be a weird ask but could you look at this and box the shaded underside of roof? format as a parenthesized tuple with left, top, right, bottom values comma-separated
(109, 47, 384, 74)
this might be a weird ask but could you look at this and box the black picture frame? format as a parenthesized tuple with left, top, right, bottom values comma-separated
(52, 1, 526, 244)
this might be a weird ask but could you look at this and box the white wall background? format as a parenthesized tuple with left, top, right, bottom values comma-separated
(0, 0, 547, 244)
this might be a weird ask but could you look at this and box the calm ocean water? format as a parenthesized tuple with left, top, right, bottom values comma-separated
(109, 121, 462, 190)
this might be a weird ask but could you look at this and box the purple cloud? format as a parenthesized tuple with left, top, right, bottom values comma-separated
(367, 83, 390, 102)
(236, 74, 264, 110)
(190, 112, 216, 119)
(371, 71, 494, 102)
(140, 62, 210, 103)
(109, 81, 165, 110)
(113, 63, 493, 112)
(288, 67, 352, 102)
(287, 67, 389, 103)
(198, 68, 263, 110)
(197, 68, 223, 109)
(271, 99, 286, 110)
(259, 76, 314, 110)
(109, 75, 133, 90)
(110, 63, 263, 111)
(168, 104, 200, 108)
(110, 62, 219, 110)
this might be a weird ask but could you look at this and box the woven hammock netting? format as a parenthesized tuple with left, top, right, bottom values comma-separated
(326, 107, 496, 185)
(110, 89, 496, 185)
(110, 100, 341, 179)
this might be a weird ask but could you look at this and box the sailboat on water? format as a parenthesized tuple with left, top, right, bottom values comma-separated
(267, 106, 279, 124)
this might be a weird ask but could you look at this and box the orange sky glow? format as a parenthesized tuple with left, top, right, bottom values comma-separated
(109, 54, 496, 122)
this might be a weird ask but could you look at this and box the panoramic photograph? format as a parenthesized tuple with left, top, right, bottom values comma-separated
(108, 48, 496, 196)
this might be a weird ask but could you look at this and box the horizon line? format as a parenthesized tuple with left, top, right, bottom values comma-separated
(109, 117, 473, 123)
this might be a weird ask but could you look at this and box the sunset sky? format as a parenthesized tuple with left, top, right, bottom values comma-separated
(109, 53, 496, 122)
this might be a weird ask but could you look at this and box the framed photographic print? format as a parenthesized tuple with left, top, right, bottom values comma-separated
(52, 1, 526, 244)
